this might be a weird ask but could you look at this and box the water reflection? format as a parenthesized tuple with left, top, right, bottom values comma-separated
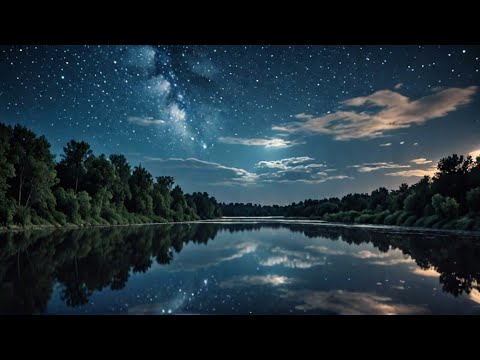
(0, 221, 480, 314)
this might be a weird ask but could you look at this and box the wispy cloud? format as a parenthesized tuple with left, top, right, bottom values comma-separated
(144, 157, 258, 186)
(127, 116, 165, 126)
(260, 174, 352, 184)
(255, 157, 350, 184)
(273, 86, 477, 140)
(385, 167, 436, 177)
(410, 158, 432, 165)
(350, 162, 411, 173)
(218, 136, 303, 148)
(394, 83, 403, 89)
(379, 143, 392, 147)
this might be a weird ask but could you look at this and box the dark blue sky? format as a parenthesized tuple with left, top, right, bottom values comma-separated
(1, 45, 479, 204)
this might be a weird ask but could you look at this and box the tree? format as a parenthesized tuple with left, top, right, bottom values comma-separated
(0, 124, 15, 224)
(109, 154, 131, 207)
(56, 140, 92, 193)
(127, 165, 154, 216)
(7, 125, 58, 217)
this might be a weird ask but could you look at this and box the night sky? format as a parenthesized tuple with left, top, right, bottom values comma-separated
(1, 45, 479, 204)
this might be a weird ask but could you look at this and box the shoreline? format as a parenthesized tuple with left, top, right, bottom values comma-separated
(3, 216, 480, 237)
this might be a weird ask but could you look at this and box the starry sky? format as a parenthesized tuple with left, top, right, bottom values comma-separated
(1, 45, 480, 205)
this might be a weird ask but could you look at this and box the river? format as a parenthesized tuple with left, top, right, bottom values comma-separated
(2, 218, 480, 314)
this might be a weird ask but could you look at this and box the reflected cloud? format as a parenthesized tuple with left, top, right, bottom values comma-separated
(305, 245, 347, 256)
(281, 289, 429, 315)
(219, 275, 292, 289)
(260, 247, 326, 269)
(411, 267, 440, 277)
(222, 242, 258, 261)
(468, 288, 480, 304)
(169, 241, 258, 272)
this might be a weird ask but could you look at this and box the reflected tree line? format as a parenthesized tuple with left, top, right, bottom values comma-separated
(1, 223, 480, 314)
(287, 225, 480, 297)
(0, 224, 220, 314)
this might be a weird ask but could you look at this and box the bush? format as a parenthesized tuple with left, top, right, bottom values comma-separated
(13, 206, 31, 226)
(355, 214, 375, 224)
(453, 216, 474, 230)
(396, 211, 410, 226)
(384, 210, 403, 225)
(373, 210, 390, 224)
(403, 215, 418, 227)
(432, 194, 459, 219)
(423, 215, 440, 228)
(466, 187, 480, 213)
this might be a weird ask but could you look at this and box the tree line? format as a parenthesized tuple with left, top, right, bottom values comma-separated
(0, 122, 222, 228)
(221, 154, 480, 231)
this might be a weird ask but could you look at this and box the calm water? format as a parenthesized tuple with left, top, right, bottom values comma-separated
(2, 218, 480, 315)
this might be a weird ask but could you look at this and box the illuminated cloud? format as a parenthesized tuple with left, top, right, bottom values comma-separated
(273, 86, 477, 140)
(127, 116, 165, 126)
(470, 149, 480, 159)
(379, 143, 392, 147)
(385, 167, 437, 177)
(218, 136, 303, 148)
(350, 162, 410, 173)
(410, 158, 433, 165)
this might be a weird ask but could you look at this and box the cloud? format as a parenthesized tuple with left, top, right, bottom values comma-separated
(144, 157, 258, 186)
(143, 157, 351, 187)
(254, 157, 350, 184)
(385, 167, 437, 177)
(350, 162, 411, 173)
(394, 83, 403, 89)
(350, 249, 415, 265)
(169, 103, 186, 121)
(127, 116, 165, 126)
(218, 136, 303, 148)
(166, 241, 258, 272)
(379, 143, 392, 147)
(273, 86, 477, 140)
(219, 275, 291, 289)
(410, 158, 432, 165)
(400, 141, 405, 145)
(469, 149, 480, 159)
(256, 156, 318, 170)
(260, 247, 326, 269)
(260, 174, 352, 184)
(280, 290, 429, 315)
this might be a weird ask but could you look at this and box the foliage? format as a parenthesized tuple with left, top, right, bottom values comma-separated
(0, 122, 222, 228)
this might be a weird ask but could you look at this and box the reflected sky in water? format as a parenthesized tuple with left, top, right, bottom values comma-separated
(2, 219, 480, 315)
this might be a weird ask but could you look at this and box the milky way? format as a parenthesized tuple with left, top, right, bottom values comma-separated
(1, 45, 479, 204)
